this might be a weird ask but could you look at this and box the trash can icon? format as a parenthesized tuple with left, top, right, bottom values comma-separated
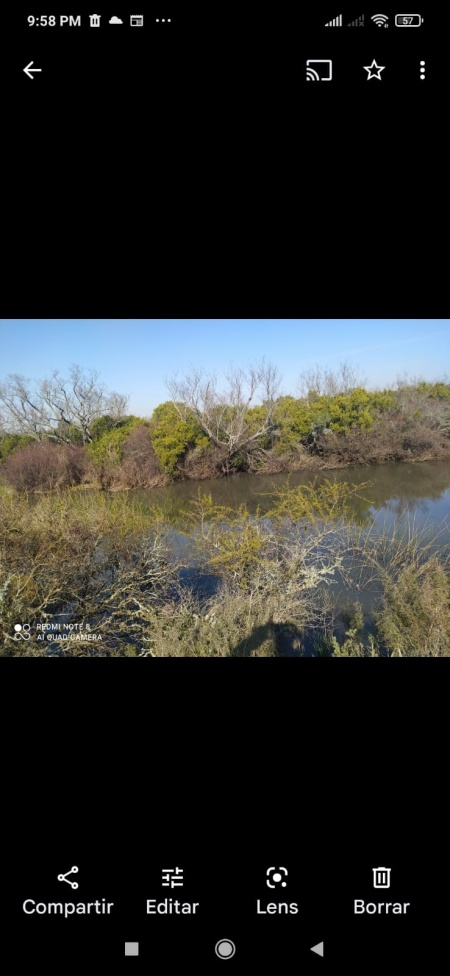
(373, 867, 391, 889)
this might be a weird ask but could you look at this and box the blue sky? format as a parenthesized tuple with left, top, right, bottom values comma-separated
(0, 320, 448, 417)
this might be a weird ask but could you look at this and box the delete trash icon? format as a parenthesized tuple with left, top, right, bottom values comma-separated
(373, 867, 391, 889)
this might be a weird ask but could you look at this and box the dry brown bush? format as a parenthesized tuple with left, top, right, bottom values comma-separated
(180, 444, 226, 479)
(316, 419, 450, 467)
(120, 425, 165, 488)
(1, 443, 92, 491)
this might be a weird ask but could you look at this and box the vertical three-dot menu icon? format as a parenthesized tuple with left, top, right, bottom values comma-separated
(420, 61, 426, 80)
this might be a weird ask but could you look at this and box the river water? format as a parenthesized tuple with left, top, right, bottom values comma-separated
(44, 460, 450, 654)
(130, 460, 450, 538)
(126, 460, 450, 651)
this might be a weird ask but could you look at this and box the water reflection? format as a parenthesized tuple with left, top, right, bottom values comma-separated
(129, 460, 450, 542)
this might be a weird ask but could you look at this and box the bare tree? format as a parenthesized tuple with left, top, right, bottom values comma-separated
(298, 360, 366, 399)
(0, 365, 129, 444)
(106, 390, 129, 423)
(167, 360, 281, 469)
(0, 373, 52, 441)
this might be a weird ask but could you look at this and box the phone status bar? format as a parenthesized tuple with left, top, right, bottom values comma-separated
(23, 11, 427, 31)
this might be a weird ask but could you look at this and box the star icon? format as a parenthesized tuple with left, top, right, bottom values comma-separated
(363, 59, 385, 80)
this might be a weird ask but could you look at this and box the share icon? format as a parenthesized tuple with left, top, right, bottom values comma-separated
(57, 866, 79, 889)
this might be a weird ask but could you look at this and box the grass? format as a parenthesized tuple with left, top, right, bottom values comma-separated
(1, 485, 449, 657)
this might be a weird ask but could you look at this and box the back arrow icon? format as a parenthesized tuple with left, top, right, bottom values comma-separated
(24, 61, 42, 79)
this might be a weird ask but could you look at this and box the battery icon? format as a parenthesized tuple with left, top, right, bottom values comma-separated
(395, 14, 423, 26)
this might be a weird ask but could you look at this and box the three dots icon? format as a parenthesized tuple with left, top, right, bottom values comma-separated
(420, 61, 426, 80)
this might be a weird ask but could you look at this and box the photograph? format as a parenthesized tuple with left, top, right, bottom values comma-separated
(1, 319, 449, 657)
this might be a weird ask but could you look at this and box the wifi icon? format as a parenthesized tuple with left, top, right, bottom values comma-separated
(371, 13, 389, 27)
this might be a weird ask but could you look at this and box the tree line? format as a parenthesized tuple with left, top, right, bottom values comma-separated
(1, 362, 450, 491)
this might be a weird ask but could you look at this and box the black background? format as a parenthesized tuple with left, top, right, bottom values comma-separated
(2, 4, 448, 971)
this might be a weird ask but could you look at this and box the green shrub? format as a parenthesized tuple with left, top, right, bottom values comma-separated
(90, 414, 142, 440)
(416, 381, 450, 400)
(149, 402, 210, 477)
(87, 417, 143, 465)
(0, 433, 35, 461)
(376, 558, 450, 656)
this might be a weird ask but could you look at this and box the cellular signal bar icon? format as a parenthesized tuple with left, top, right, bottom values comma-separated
(325, 14, 343, 27)
(348, 14, 365, 26)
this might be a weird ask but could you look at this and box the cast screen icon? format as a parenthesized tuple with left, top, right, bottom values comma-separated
(306, 60, 333, 82)
(395, 14, 423, 26)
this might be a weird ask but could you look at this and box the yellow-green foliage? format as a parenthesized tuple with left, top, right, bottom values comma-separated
(243, 405, 272, 448)
(182, 491, 269, 588)
(90, 414, 142, 440)
(149, 402, 210, 476)
(2, 481, 449, 657)
(327, 388, 390, 432)
(264, 478, 373, 525)
(416, 381, 450, 399)
(0, 489, 170, 654)
(0, 433, 35, 460)
(182, 485, 364, 591)
(376, 557, 450, 656)
(271, 390, 396, 454)
(271, 397, 313, 453)
(87, 418, 142, 465)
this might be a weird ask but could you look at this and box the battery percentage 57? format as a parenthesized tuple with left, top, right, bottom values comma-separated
(394, 15, 423, 27)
